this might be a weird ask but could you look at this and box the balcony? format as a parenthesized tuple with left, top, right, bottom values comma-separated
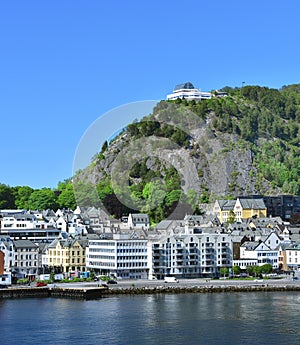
(153, 249, 165, 255)
(202, 260, 214, 267)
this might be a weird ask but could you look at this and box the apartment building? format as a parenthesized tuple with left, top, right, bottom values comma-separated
(151, 231, 233, 279)
(86, 236, 149, 279)
(46, 237, 90, 274)
(283, 244, 300, 271)
(13, 239, 39, 278)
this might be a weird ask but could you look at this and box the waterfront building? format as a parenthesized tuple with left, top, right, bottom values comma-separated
(240, 240, 278, 269)
(86, 236, 149, 279)
(0, 249, 11, 286)
(283, 244, 300, 272)
(0, 237, 14, 271)
(12, 239, 39, 278)
(232, 258, 258, 270)
(151, 230, 233, 279)
(166, 82, 212, 101)
(46, 235, 95, 274)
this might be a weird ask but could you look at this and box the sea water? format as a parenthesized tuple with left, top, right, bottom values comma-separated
(0, 292, 299, 345)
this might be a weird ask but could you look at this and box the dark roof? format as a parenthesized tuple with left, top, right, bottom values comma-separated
(222, 200, 236, 211)
(174, 82, 195, 91)
(239, 198, 266, 210)
(14, 239, 38, 249)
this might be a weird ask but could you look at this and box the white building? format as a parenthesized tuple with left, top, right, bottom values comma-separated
(240, 241, 278, 269)
(284, 244, 300, 271)
(0, 212, 61, 242)
(151, 231, 233, 279)
(232, 258, 258, 270)
(167, 82, 212, 101)
(127, 213, 150, 230)
(86, 237, 149, 279)
(13, 239, 39, 278)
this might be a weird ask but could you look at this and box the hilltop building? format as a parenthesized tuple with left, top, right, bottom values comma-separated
(167, 82, 212, 101)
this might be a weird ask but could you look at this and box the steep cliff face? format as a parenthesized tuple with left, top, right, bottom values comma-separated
(77, 104, 280, 201)
(74, 84, 300, 222)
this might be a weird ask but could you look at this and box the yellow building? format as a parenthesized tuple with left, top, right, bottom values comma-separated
(214, 198, 267, 223)
(234, 198, 267, 222)
(213, 199, 236, 224)
(47, 237, 88, 273)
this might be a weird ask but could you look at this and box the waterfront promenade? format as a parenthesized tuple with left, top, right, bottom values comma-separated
(1, 277, 299, 299)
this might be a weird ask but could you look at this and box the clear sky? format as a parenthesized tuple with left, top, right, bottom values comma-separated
(1, 0, 299, 189)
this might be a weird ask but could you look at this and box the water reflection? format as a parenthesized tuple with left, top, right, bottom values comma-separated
(0, 292, 299, 345)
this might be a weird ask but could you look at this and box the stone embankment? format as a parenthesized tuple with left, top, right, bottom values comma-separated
(101, 284, 300, 295)
(1, 284, 300, 300)
(0, 286, 108, 300)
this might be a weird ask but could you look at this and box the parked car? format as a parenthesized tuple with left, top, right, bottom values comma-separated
(36, 282, 47, 287)
(164, 276, 179, 283)
(107, 280, 118, 284)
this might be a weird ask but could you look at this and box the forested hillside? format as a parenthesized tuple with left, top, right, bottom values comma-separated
(73, 84, 300, 222)
(1, 85, 299, 224)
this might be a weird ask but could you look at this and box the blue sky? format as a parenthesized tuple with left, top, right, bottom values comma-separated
(1, 0, 299, 189)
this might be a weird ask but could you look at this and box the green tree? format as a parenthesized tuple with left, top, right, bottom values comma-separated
(246, 266, 254, 276)
(260, 263, 272, 275)
(220, 267, 229, 277)
(57, 182, 76, 209)
(232, 265, 241, 276)
(226, 210, 236, 224)
(13, 186, 34, 209)
(27, 188, 58, 210)
(73, 182, 101, 208)
(252, 265, 262, 277)
(0, 184, 16, 209)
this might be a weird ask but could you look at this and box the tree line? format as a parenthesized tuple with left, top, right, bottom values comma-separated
(0, 180, 76, 211)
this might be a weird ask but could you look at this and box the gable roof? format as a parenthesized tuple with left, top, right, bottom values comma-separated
(238, 198, 266, 210)
(14, 239, 38, 249)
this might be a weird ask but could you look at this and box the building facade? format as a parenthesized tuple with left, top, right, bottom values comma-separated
(213, 198, 267, 223)
(167, 82, 212, 101)
(46, 238, 88, 274)
(283, 244, 300, 271)
(151, 232, 233, 279)
(13, 240, 39, 278)
(86, 237, 149, 279)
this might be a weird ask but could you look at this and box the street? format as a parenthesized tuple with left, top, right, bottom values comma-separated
(54, 276, 300, 290)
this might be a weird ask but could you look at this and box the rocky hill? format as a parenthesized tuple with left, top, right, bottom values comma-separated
(74, 85, 300, 222)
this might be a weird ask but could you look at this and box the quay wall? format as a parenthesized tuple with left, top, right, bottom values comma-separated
(1, 284, 300, 300)
(101, 284, 300, 295)
(0, 287, 50, 299)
